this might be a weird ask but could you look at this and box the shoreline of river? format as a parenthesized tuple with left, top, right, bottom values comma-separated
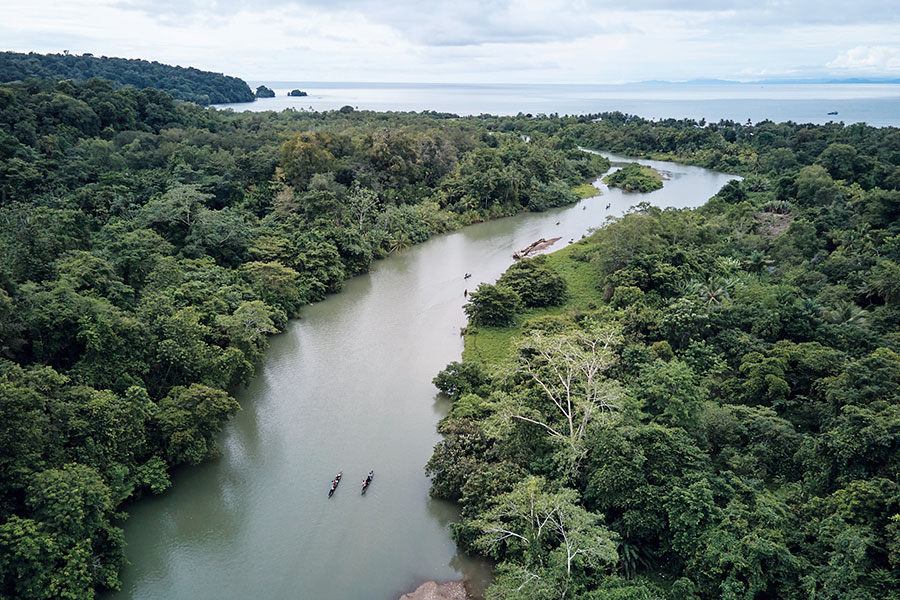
(111, 151, 738, 600)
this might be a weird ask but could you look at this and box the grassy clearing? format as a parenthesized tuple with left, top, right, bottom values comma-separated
(544, 245, 605, 308)
(572, 182, 601, 199)
(462, 243, 606, 369)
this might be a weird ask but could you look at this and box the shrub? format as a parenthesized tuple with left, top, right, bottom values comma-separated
(498, 255, 567, 307)
(464, 283, 522, 327)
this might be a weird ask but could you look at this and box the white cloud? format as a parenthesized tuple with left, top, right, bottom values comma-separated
(827, 46, 900, 73)
(4, 0, 900, 82)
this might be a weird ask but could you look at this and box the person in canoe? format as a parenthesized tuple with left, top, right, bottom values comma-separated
(328, 471, 342, 497)
(361, 470, 374, 494)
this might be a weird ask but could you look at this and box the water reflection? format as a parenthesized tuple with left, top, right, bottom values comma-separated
(431, 391, 453, 416)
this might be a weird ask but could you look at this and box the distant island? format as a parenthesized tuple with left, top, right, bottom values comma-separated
(603, 162, 664, 192)
(255, 85, 275, 98)
(289, 89, 308, 97)
(0, 51, 255, 104)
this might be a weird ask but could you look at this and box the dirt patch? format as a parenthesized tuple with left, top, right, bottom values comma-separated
(398, 580, 469, 600)
(754, 211, 793, 239)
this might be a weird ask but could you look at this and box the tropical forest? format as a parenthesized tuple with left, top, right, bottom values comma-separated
(1, 59, 900, 600)
(0, 52, 255, 105)
(0, 74, 608, 599)
(430, 113, 900, 599)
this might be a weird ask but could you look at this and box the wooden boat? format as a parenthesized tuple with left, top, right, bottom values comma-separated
(361, 470, 374, 494)
(328, 471, 342, 498)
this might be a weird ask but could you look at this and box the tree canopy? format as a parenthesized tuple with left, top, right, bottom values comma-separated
(430, 110, 900, 599)
(4, 64, 900, 598)
(0, 75, 610, 598)
(0, 51, 254, 104)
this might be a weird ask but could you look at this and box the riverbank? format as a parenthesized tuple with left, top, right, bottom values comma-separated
(109, 152, 737, 600)
(429, 122, 900, 597)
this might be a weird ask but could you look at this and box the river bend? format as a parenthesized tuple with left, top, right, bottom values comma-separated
(110, 153, 737, 600)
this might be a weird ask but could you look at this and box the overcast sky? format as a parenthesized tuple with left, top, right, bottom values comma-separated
(3, 0, 900, 83)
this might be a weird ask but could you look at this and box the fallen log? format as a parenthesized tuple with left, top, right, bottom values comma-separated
(513, 236, 562, 259)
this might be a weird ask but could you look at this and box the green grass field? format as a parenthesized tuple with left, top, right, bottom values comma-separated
(572, 182, 601, 199)
(462, 243, 606, 369)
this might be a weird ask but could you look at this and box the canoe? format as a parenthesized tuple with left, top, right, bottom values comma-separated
(361, 470, 374, 494)
(328, 471, 342, 498)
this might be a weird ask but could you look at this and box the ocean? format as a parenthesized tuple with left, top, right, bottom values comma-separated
(214, 81, 900, 127)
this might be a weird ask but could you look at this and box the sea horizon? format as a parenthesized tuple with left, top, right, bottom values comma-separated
(220, 81, 900, 127)
(248, 78, 900, 86)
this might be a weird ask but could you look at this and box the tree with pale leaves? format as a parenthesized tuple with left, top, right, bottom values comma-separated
(470, 476, 617, 599)
(490, 324, 624, 470)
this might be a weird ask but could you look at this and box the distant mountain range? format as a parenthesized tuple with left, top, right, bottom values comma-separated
(636, 77, 900, 85)
(0, 51, 255, 104)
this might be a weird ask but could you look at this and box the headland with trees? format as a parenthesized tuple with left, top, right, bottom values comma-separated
(0, 51, 255, 104)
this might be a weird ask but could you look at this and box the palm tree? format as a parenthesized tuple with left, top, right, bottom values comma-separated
(798, 297, 823, 318)
(824, 300, 869, 329)
(617, 540, 657, 579)
(388, 230, 412, 254)
(744, 250, 769, 274)
(715, 256, 742, 274)
(695, 276, 738, 305)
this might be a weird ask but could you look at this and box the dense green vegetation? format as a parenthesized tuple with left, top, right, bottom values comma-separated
(0, 51, 255, 104)
(429, 115, 900, 598)
(0, 76, 609, 599)
(289, 89, 308, 97)
(604, 162, 664, 192)
(4, 62, 900, 599)
(479, 110, 900, 192)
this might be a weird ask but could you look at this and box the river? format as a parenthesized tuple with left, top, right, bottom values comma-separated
(109, 153, 738, 600)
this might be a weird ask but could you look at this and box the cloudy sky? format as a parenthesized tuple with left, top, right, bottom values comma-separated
(4, 0, 900, 83)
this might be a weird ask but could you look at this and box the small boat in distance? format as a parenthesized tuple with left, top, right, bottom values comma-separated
(328, 471, 342, 498)
(361, 470, 374, 494)
(827, 111, 839, 115)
